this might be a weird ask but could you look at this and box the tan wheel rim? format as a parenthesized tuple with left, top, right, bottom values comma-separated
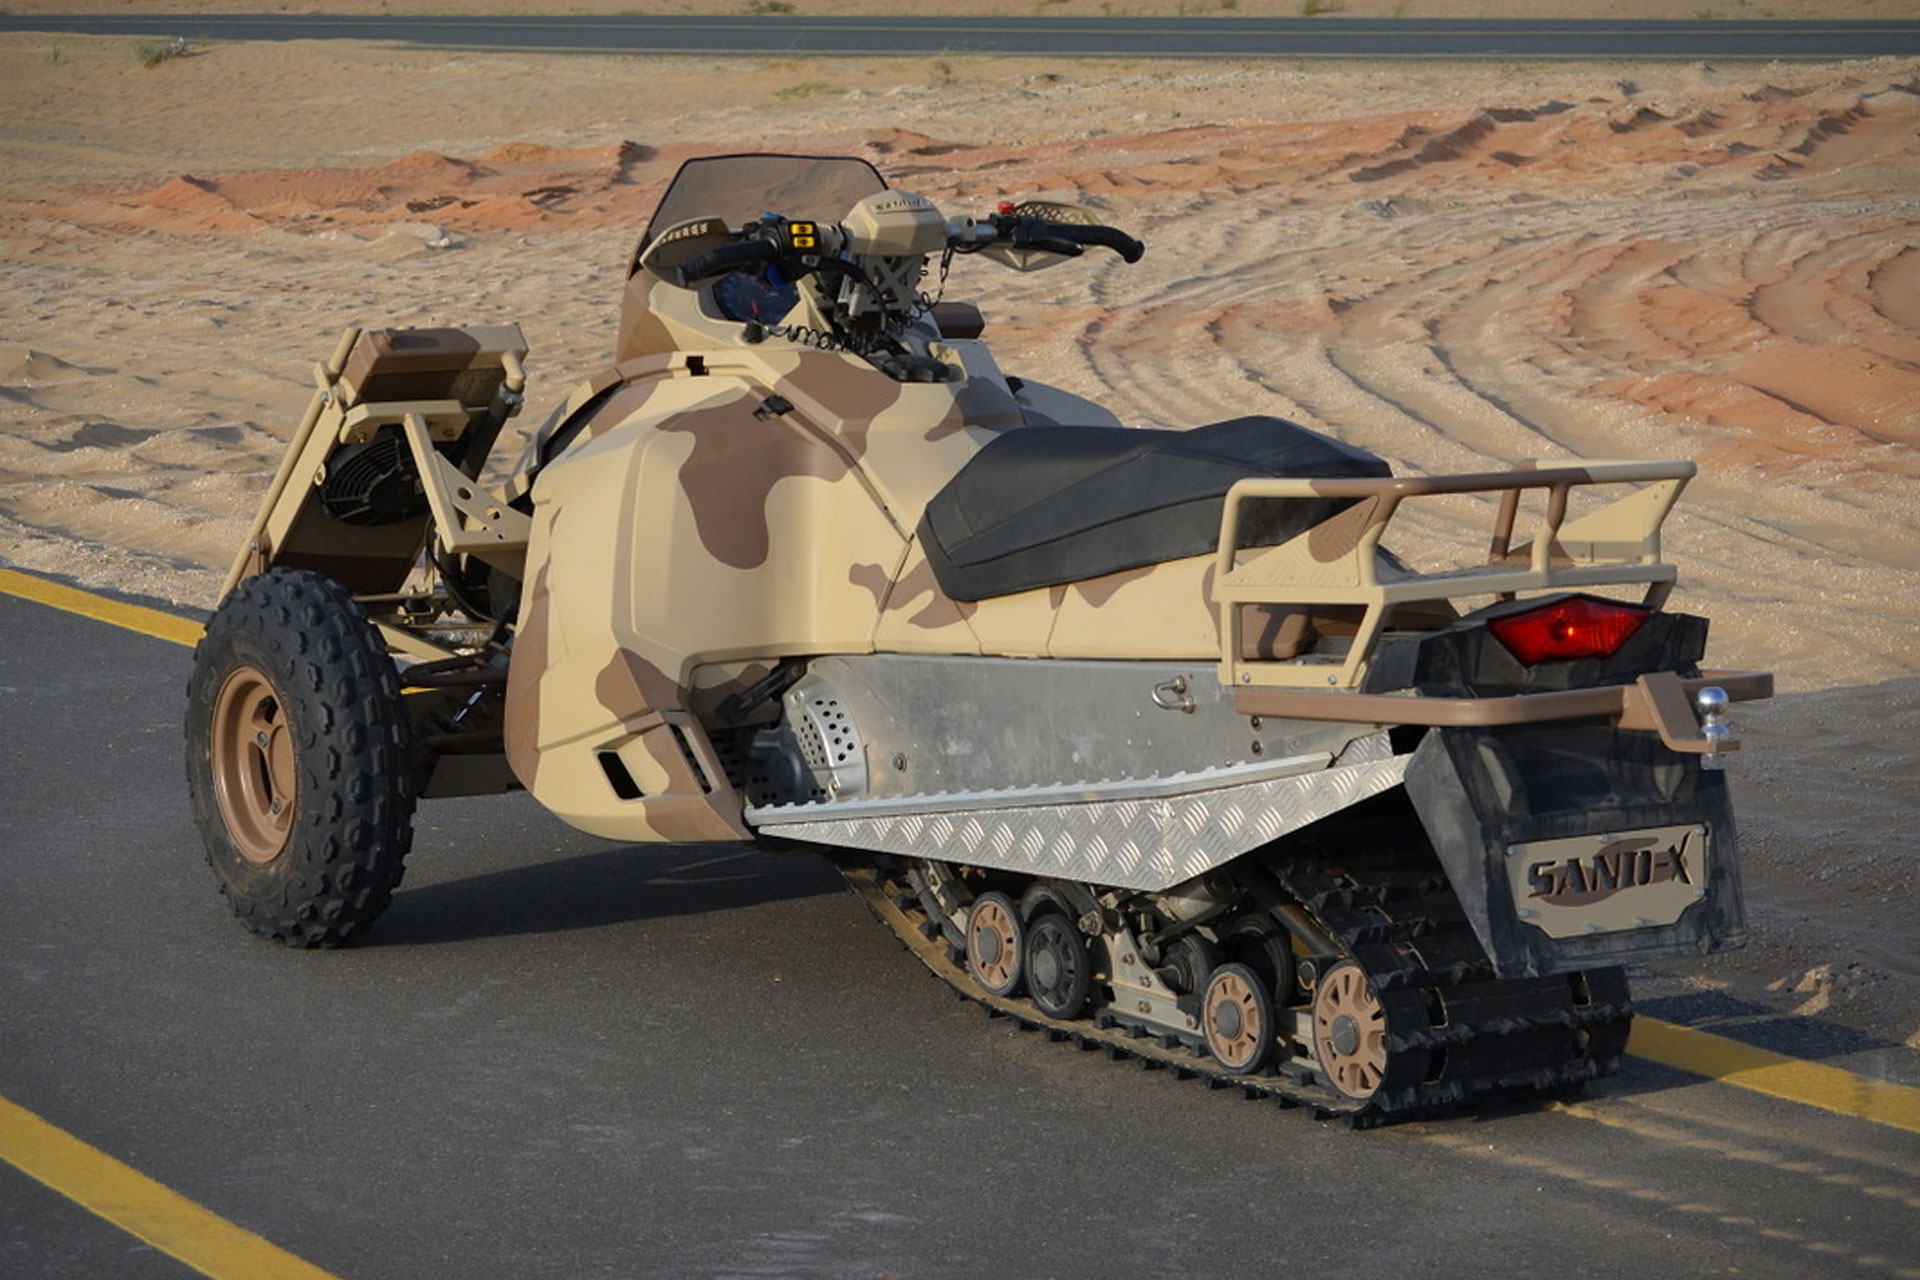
(1312, 961, 1388, 1101)
(209, 666, 295, 865)
(968, 897, 1020, 993)
(1205, 968, 1265, 1072)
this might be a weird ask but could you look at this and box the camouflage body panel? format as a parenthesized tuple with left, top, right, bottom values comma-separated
(507, 257, 1260, 836)
(868, 543, 983, 655)
(509, 363, 900, 839)
(508, 379, 1242, 833)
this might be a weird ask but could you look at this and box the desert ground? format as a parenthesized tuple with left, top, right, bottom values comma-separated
(0, 21, 1916, 1050)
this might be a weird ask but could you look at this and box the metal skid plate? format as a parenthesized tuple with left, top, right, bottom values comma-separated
(762, 653, 1375, 802)
(749, 752, 1409, 892)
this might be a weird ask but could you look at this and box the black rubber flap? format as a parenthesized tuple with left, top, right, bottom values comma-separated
(918, 416, 1389, 602)
(1404, 725, 1747, 980)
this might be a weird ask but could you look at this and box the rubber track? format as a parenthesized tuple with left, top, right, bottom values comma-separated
(1263, 849, 1635, 1116)
(837, 853, 1632, 1127)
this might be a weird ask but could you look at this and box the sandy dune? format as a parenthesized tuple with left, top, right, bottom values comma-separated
(1, 33, 1915, 1047)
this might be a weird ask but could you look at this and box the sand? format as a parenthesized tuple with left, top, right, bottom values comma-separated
(0, 27, 1915, 1049)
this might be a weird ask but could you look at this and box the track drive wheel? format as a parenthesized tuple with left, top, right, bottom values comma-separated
(1311, 960, 1389, 1102)
(185, 568, 416, 947)
(966, 891, 1026, 998)
(1224, 918, 1296, 1008)
(1158, 932, 1219, 995)
(1202, 962, 1275, 1074)
(1024, 910, 1092, 1021)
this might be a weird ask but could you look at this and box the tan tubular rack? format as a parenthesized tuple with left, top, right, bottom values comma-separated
(222, 325, 530, 601)
(1213, 460, 1697, 694)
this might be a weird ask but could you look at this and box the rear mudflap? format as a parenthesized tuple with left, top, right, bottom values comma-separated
(1404, 723, 1746, 979)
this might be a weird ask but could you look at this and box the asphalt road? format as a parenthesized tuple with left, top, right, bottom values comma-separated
(3, 583, 1919, 1279)
(1, 13, 1917, 60)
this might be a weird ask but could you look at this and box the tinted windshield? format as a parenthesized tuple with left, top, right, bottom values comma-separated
(643, 154, 888, 248)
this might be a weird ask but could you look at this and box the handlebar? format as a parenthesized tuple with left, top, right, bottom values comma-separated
(993, 214, 1144, 263)
(677, 207, 1145, 288)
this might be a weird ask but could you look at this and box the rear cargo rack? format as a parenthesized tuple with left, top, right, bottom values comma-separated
(222, 325, 531, 624)
(1214, 460, 1694, 692)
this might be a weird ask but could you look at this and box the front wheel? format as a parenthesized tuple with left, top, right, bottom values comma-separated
(185, 568, 415, 946)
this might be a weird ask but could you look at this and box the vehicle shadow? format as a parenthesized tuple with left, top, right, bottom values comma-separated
(367, 841, 845, 947)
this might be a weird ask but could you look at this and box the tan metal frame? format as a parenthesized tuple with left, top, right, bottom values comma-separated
(220, 326, 530, 601)
(222, 327, 365, 599)
(1235, 669, 1773, 746)
(1214, 460, 1695, 692)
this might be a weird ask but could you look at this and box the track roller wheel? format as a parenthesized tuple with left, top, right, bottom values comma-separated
(1024, 910, 1092, 1021)
(1202, 962, 1275, 1075)
(1311, 960, 1389, 1102)
(965, 891, 1026, 998)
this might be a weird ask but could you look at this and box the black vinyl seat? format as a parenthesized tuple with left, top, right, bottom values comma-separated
(917, 416, 1391, 603)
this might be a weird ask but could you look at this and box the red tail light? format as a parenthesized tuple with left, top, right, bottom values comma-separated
(1488, 595, 1650, 665)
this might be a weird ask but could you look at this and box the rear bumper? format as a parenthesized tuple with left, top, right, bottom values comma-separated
(1236, 669, 1771, 746)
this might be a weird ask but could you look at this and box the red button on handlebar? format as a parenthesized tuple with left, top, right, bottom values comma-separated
(996, 200, 1017, 215)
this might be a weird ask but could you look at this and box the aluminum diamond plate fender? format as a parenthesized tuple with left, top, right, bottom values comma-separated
(750, 751, 1410, 891)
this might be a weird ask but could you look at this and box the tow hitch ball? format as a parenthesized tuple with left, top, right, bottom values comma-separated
(1696, 685, 1731, 771)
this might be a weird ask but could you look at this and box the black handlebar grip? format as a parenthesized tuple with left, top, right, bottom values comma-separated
(1060, 223, 1146, 264)
(1022, 232, 1086, 258)
(679, 238, 779, 283)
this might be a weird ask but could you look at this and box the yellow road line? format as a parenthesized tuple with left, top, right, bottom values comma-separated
(0, 1094, 343, 1280)
(1632, 1017, 1920, 1135)
(0, 567, 201, 648)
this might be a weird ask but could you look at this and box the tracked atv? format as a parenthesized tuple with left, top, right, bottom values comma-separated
(187, 153, 1770, 1121)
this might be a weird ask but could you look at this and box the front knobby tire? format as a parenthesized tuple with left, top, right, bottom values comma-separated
(185, 568, 415, 946)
